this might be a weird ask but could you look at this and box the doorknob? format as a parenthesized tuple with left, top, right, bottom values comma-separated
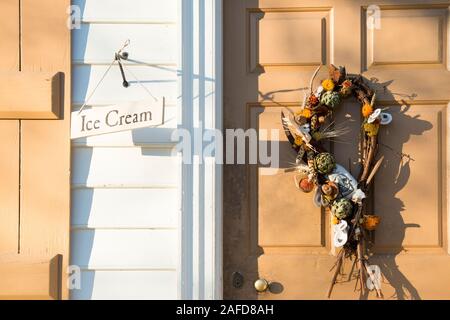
(254, 278, 269, 293)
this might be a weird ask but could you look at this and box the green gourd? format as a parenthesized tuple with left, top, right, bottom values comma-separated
(331, 198, 353, 219)
(314, 152, 336, 175)
(320, 91, 341, 108)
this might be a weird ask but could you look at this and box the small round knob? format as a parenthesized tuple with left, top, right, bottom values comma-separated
(254, 278, 269, 293)
(119, 51, 129, 60)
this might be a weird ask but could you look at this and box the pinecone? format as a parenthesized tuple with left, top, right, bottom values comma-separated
(331, 198, 353, 219)
(320, 91, 341, 108)
(314, 152, 336, 174)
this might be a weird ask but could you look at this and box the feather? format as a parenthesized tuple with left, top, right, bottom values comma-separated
(312, 121, 351, 142)
(281, 111, 299, 152)
(284, 163, 310, 175)
(370, 93, 377, 107)
(281, 108, 317, 151)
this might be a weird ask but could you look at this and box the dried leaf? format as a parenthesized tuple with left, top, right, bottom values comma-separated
(329, 64, 341, 83)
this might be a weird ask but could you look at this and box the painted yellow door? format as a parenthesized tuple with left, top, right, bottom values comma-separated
(0, 0, 71, 299)
(224, 0, 450, 299)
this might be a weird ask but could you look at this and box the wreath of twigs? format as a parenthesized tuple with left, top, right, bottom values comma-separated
(281, 64, 392, 298)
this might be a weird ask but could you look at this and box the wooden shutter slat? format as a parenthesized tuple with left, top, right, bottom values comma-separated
(0, 0, 20, 255)
(0, 122, 19, 254)
(0, 254, 62, 299)
(0, 0, 71, 300)
(0, 0, 20, 71)
(0, 72, 62, 119)
(19, 0, 71, 299)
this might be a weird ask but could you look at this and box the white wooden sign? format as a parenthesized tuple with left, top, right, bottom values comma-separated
(71, 99, 164, 139)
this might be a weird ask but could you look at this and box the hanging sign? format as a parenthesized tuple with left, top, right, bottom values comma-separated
(71, 98, 164, 139)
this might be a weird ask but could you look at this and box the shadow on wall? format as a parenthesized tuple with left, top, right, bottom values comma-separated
(69, 0, 95, 300)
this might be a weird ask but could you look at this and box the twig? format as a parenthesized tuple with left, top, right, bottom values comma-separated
(354, 273, 360, 292)
(366, 156, 384, 186)
(327, 249, 344, 298)
(357, 240, 366, 293)
(302, 64, 323, 107)
(360, 135, 377, 182)
(310, 64, 322, 94)
(348, 256, 358, 282)
(348, 204, 363, 239)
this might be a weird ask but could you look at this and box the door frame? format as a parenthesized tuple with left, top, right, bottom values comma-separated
(178, 0, 223, 299)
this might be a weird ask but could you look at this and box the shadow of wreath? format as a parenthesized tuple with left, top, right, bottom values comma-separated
(359, 78, 432, 300)
(331, 76, 431, 300)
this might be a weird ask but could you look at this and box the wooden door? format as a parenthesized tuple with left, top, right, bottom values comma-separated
(0, 0, 71, 299)
(224, 0, 450, 299)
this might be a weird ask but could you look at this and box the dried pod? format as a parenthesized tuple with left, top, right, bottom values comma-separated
(321, 181, 339, 200)
(363, 215, 381, 231)
(318, 116, 326, 124)
(308, 95, 319, 107)
(340, 79, 353, 97)
(299, 178, 315, 193)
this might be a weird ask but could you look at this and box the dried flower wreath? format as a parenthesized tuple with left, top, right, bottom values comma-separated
(281, 64, 393, 298)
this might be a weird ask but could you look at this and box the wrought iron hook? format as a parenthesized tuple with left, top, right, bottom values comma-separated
(115, 40, 130, 88)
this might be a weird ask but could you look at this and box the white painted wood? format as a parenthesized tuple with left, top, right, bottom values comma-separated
(73, 24, 177, 64)
(70, 0, 224, 300)
(73, 0, 177, 23)
(178, 0, 223, 300)
(71, 147, 178, 187)
(72, 65, 177, 106)
(178, 0, 194, 300)
(70, 0, 183, 301)
(203, 0, 223, 300)
(71, 229, 177, 269)
(71, 270, 177, 300)
(71, 188, 178, 229)
(72, 105, 177, 147)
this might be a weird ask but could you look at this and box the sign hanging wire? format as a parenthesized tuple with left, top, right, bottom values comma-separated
(78, 39, 158, 114)
(77, 58, 115, 114)
(121, 63, 158, 102)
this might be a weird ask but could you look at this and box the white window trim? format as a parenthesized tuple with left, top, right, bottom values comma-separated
(177, 0, 223, 299)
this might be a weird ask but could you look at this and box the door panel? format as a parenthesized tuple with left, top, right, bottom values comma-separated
(375, 103, 446, 251)
(224, 0, 450, 299)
